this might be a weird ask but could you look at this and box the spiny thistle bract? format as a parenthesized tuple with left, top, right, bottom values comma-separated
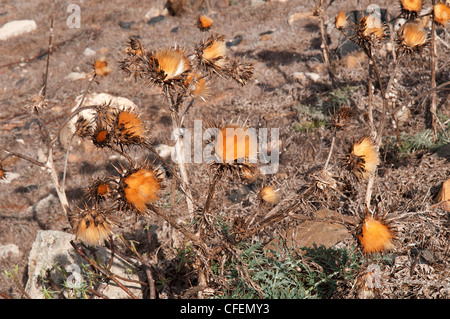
(396, 21, 428, 55)
(399, 0, 423, 20)
(72, 207, 114, 246)
(185, 72, 210, 101)
(117, 162, 163, 214)
(152, 47, 191, 83)
(357, 214, 394, 254)
(113, 109, 146, 146)
(434, 2, 450, 26)
(342, 137, 380, 180)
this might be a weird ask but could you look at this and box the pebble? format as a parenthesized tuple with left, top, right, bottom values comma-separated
(147, 15, 165, 25)
(0, 244, 20, 259)
(0, 20, 37, 41)
(119, 21, 135, 30)
(291, 71, 320, 82)
(66, 72, 89, 81)
(83, 48, 96, 57)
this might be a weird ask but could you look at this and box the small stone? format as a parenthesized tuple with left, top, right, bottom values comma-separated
(0, 20, 37, 41)
(147, 15, 165, 25)
(0, 244, 20, 259)
(291, 71, 320, 82)
(83, 48, 96, 57)
(66, 72, 89, 81)
(226, 35, 243, 47)
(119, 21, 135, 29)
(288, 11, 314, 26)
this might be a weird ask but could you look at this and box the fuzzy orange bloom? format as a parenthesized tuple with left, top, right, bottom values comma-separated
(201, 35, 227, 69)
(358, 216, 394, 254)
(434, 3, 450, 26)
(94, 129, 110, 146)
(401, 0, 422, 13)
(74, 210, 112, 246)
(197, 15, 213, 31)
(185, 72, 209, 100)
(259, 186, 279, 204)
(93, 57, 112, 77)
(117, 110, 145, 140)
(153, 47, 190, 81)
(435, 179, 450, 211)
(344, 137, 380, 180)
(123, 168, 161, 213)
(398, 22, 428, 50)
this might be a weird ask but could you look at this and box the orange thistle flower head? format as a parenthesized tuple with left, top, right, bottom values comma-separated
(197, 15, 213, 31)
(197, 34, 228, 74)
(73, 208, 113, 246)
(118, 164, 162, 214)
(397, 22, 428, 54)
(343, 137, 380, 180)
(434, 2, 450, 26)
(114, 110, 145, 145)
(153, 47, 190, 81)
(185, 72, 210, 101)
(400, 0, 422, 19)
(354, 15, 386, 47)
(259, 186, 280, 205)
(93, 57, 112, 77)
(335, 10, 348, 30)
(92, 127, 111, 148)
(358, 214, 394, 254)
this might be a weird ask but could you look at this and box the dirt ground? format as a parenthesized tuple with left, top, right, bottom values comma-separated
(0, 0, 449, 299)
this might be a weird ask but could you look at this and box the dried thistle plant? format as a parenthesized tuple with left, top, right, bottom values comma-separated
(356, 211, 395, 254)
(433, 2, 450, 26)
(71, 206, 115, 246)
(399, 0, 423, 20)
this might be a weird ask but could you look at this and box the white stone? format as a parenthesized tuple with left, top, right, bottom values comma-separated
(0, 244, 20, 259)
(66, 72, 89, 81)
(291, 72, 320, 82)
(0, 20, 37, 41)
(154, 144, 174, 159)
(83, 48, 96, 57)
(59, 93, 138, 149)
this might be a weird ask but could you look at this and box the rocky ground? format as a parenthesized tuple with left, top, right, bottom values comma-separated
(0, 0, 449, 299)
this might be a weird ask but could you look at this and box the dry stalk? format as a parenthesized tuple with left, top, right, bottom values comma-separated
(430, 0, 438, 142)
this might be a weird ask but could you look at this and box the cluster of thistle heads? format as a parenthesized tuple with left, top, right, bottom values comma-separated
(335, 0, 450, 56)
(67, 16, 261, 246)
(119, 22, 254, 106)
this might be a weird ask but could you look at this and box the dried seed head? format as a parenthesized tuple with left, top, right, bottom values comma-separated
(118, 166, 162, 214)
(396, 22, 428, 54)
(85, 178, 114, 204)
(120, 38, 147, 80)
(259, 186, 280, 205)
(226, 57, 254, 86)
(93, 57, 111, 77)
(434, 2, 450, 26)
(400, 0, 422, 19)
(197, 34, 228, 75)
(153, 47, 190, 81)
(354, 15, 386, 47)
(343, 137, 380, 180)
(197, 15, 213, 31)
(330, 106, 355, 130)
(73, 208, 113, 246)
(74, 116, 94, 138)
(335, 10, 348, 30)
(358, 215, 394, 254)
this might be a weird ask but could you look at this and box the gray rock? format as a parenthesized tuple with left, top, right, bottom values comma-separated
(25, 230, 144, 299)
